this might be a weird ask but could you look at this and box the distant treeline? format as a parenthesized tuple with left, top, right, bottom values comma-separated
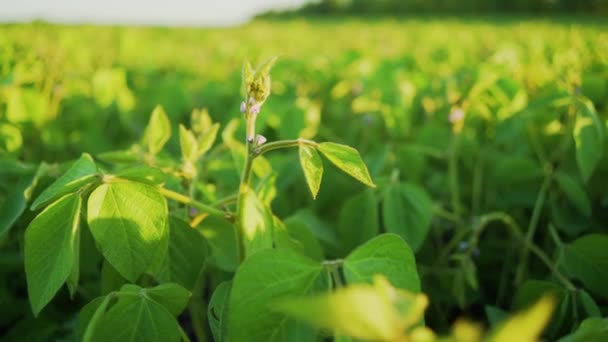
(258, 0, 608, 17)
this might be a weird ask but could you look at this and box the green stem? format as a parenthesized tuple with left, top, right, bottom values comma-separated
(471, 150, 484, 215)
(234, 115, 257, 264)
(159, 188, 233, 221)
(212, 193, 238, 207)
(516, 172, 553, 285)
(255, 138, 318, 156)
(448, 136, 463, 218)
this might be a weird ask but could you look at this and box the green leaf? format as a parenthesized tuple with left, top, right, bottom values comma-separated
(198, 123, 220, 156)
(25, 193, 82, 315)
(317, 142, 375, 188)
(282, 217, 324, 261)
(485, 305, 508, 327)
(90, 292, 181, 342)
(338, 189, 378, 253)
(209, 281, 231, 342)
(114, 165, 167, 185)
(555, 172, 591, 216)
(382, 182, 433, 252)
(101, 260, 127, 295)
(142, 105, 171, 155)
(298, 145, 323, 199)
(199, 216, 238, 272)
(343, 234, 420, 293)
(558, 318, 608, 342)
(146, 283, 191, 317)
(77, 296, 105, 341)
(87, 181, 168, 282)
(157, 216, 208, 290)
(227, 250, 328, 342)
(179, 124, 198, 161)
(574, 99, 605, 182)
(239, 189, 273, 259)
(559, 234, 608, 300)
(577, 289, 601, 318)
(31, 153, 98, 210)
(274, 276, 425, 341)
(0, 169, 38, 236)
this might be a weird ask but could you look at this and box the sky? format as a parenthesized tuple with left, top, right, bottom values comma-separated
(0, 0, 309, 26)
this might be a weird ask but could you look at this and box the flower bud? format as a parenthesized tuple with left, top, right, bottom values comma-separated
(255, 134, 267, 146)
(240, 101, 246, 113)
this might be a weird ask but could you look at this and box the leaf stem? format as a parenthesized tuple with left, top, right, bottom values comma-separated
(448, 135, 463, 218)
(515, 171, 553, 285)
(254, 138, 318, 156)
(158, 187, 233, 222)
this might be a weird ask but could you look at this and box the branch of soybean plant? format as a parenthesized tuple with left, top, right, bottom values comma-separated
(469, 211, 575, 291)
(158, 188, 234, 222)
(211, 193, 238, 208)
(254, 138, 318, 156)
(448, 135, 463, 218)
(515, 171, 553, 285)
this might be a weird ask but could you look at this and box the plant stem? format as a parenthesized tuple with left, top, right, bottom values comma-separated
(212, 193, 238, 207)
(255, 138, 318, 156)
(448, 135, 463, 218)
(515, 172, 553, 285)
(159, 187, 233, 221)
(234, 114, 257, 263)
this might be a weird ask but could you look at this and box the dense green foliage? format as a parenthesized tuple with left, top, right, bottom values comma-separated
(1, 18, 608, 341)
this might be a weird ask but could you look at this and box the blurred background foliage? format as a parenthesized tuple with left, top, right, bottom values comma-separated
(1, 7, 608, 341)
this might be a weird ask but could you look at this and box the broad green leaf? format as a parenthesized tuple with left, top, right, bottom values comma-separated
(338, 189, 378, 253)
(382, 182, 433, 252)
(239, 189, 273, 259)
(25, 193, 82, 315)
(317, 142, 375, 187)
(274, 276, 427, 341)
(146, 283, 191, 317)
(142, 105, 171, 155)
(199, 216, 238, 272)
(198, 122, 220, 156)
(87, 181, 168, 282)
(227, 250, 328, 342)
(101, 260, 127, 295)
(77, 296, 105, 341)
(0, 169, 38, 236)
(273, 216, 307, 258)
(491, 295, 555, 342)
(283, 218, 324, 261)
(492, 155, 543, 184)
(298, 144, 323, 199)
(555, 172, 591, 216)
(179, 124, 198, 161)
(90, 293, 181, 342)
(558, 318, 608, 342)
(157, 216, 208, 290)
(344, 234, 420, 293)
(485, 306, 508, 327)
(208, 281, 232, 342)
(574, 99, 605, 182)
(559, 234, 608, 300)
(31, 153, 98, 210)
(114, 165, 167, 186)
(577, 289, 601, 317)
